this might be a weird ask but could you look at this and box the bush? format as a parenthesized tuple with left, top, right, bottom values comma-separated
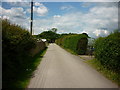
(2, 19, 36, 88)
(94, 31, 120, 72)
(56, 34, 88, 55)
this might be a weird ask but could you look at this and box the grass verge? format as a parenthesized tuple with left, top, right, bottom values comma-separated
(57, 45, 78, 55)
(14, 47, 48, 89)
(85, 58, 120, 86)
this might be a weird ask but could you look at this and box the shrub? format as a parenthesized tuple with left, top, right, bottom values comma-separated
(56, 34, 88, 55)
(94, 31, 120, 72)
(2, 19, 36, 88)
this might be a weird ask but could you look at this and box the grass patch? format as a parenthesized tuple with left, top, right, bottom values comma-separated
(14, 47, 48, 89)
(58, 45, 78, 55)
(85, 58, 120, 86)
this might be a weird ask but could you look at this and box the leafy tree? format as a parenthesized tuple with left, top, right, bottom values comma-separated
(38, 29, 60, 43)
(50, 28, 57, 33)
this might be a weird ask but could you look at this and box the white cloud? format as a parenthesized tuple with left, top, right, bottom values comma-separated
(1, 7, 26, 18)
(60, 5, 74, 10)
(53, 15, 61, 18)
(1, 6, 30, 31)
(6, 2, 30, 7)
(11, 7, 25, 17)
(93, 29, 110, 37)
(35, 6, 48, 16)
(84, 0, 118, 1)
(96, 2, 118, 7)
(2, 0, 22, 1)
(2, 0, 31, 2)
(27, 3, 48, 16)
(2, 16, 10, 19)
(34, 2, 42, 6)
(81, 2, 92, 8)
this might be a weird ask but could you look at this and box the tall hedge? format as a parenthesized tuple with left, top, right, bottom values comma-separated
(94, 31, 120, 72)
(2, 19, 36, 88)
(56, 34, 88, 55)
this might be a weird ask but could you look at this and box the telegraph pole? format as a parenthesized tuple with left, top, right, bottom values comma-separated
(118, 1, 120, 31)
(30, 0, 33, 35)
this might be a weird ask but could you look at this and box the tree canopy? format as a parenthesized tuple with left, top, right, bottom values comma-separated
(37, 28, 60, 43)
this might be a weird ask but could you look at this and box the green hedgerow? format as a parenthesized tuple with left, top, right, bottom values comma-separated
(56, 34, 88, 55)
(2, 19, 36, 88)
(94, 31, 120, 72)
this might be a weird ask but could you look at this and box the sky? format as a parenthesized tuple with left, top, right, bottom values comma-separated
(0, 1, 119, 38)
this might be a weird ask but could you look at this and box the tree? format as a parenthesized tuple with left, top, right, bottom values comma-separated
(82, 33, 89, 37)
(50, 28, 57, 33)
(38, 30, 60, 43)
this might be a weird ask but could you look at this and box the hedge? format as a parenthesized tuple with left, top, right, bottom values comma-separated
(94, 31, 120, 72)
(56, 34, 88, 55)
(30, 41, 46, 57)
(2, 19, 36, 88)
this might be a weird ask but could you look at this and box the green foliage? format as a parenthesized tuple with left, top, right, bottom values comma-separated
(50, 28, 57, 33)
(14, 48, 47, 88)
(86, 59, 120, 86)
(94, 32, 120, 72)
(37, 30, 60, 43)
(2, 19, 36, 88)
(56, 33, 88, 55)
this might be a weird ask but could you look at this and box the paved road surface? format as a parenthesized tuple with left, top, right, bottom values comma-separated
(28, 44, 118, 88)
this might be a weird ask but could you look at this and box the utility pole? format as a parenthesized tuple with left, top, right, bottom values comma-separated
(30, 0, 33, 35)
(118, 1, 120, 31)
